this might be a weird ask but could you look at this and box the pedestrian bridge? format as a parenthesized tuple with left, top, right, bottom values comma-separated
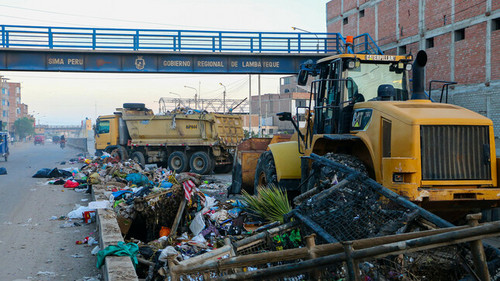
(0, 25, 382, 74)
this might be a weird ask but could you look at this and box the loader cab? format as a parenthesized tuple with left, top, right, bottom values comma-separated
(297, 54, 412, 147)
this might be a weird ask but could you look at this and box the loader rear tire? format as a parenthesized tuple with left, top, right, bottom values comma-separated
(253, 151, 278, 194)
(190, 151, 211, 175)
(168, 151, 188, 173)
(130, 151, 146, 168)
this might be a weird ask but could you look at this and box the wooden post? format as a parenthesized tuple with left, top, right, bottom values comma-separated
(168, 256, 180, 281)
(466, 213, 490, 281)
(170, 198, 187, 237)
(342, 241, 360, 281)
(305, 234, 321, 279)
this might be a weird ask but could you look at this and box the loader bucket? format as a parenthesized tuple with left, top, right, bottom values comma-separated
(229, 135, 292, 195)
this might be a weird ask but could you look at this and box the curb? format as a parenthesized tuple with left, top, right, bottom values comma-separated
(93, 184, 138, 281)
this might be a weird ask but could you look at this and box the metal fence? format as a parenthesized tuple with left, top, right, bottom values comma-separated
(0, 25, 382, 55)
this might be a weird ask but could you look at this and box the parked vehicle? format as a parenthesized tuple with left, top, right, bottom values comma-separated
(34, 135, 45, 145)
(95, 103, 244, 174)
(0, 132, 9, 161)
(52, 135, 60, 144)
(231, 50, 500, 221)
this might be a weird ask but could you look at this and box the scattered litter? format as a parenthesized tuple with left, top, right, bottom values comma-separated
(37, 271, 56, 277)
(71, 254, 84, 258)
(0, 167, 6, 175)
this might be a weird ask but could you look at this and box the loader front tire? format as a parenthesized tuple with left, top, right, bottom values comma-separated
(253, 151, 278, 194)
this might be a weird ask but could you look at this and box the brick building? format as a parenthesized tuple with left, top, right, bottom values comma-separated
(0, 77, 9, 131)
(7, 82, 21, 133)
(327, 0, 500, 135)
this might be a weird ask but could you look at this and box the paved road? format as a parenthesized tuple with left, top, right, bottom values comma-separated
(0, 142, 99, 281)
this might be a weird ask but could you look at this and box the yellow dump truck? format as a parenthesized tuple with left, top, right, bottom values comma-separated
(95, 103, 244, 174)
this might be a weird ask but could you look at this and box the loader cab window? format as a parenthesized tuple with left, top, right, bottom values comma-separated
(96, 120, 110, 134)
(346, 62, 409, 102)
(314, 59, 342, 134)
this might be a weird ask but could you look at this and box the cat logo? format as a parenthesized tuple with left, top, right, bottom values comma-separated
(135, 56, 145, 70)
(186, 125, 198, 129)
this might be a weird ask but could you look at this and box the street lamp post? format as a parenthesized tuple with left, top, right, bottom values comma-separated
(292, 26, 320, 53)
(219, 83, 226, 114)
(184, 86, 198, 109)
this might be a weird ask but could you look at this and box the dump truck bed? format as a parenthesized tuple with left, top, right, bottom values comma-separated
(122, 112, 244, 147)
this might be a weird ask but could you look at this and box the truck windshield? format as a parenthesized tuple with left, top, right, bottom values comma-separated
(347, 62, 408, 101)
(96, 120, 110, 134)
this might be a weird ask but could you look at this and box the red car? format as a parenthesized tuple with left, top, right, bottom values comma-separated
(34, 135, 45, 145)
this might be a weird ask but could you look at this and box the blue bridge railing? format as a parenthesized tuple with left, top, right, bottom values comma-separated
(0, 25, 382, 55)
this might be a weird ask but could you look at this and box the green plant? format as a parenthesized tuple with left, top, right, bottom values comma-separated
(241, 185, 292, 223)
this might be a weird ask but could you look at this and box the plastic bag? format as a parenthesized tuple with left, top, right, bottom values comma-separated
(189, 212, 206, 236)
(64, 180, 80, 188)
(125, 173, 151, 186)
(158, 246, 179, 262)
(32, 168, 51, 178)
(68, 205, 94, 219)
(0, 167, 6, 175)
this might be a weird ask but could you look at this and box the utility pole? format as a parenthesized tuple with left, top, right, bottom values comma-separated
(219, 82, 227, 114)
(248, 74, 252, 133)
(258, 74, 261, 137)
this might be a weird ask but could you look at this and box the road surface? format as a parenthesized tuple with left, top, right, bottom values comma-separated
(0, 141, 100, 281)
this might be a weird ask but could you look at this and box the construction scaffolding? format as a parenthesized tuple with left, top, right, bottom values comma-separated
(158, 97, 249, 114)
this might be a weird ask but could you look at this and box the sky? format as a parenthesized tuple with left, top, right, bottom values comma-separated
(0, 0, 328, 125)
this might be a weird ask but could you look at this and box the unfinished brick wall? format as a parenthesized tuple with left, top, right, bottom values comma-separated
(377, 0, 397, 45)
(398, 0, 420, 38)
(359, 6, 376, 36)
(325, 0, 499, 136)
(454, 22, 486, 85)
(425, 33, 452, 88)
(425, 0, 452, 31)
(492, 25, 500, 81)
(454, 0, 485, 22)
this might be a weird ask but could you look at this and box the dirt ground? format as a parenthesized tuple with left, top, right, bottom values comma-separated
(0, 142, 100, 281)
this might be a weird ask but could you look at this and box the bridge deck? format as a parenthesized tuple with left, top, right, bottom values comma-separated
(0, 25, 382, 74)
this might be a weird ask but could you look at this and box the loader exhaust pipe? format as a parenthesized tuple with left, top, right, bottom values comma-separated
(411, 50, 428, 100)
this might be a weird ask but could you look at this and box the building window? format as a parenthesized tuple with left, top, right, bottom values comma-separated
(296, 99, 307, 107)
(359, 9, 365, 18)
(493, 18, 500, 31)
(454, 28, 465, 42)
(398, 45, 407, 55)
(16, 108, 20, 115)
(343, 17, 348, 25)
(16, 87, 20, 94)
(426, 37, 434, 49)
(1, 89, 4, 95)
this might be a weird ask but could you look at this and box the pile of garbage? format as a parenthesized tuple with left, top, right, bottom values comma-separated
(35, 152, 283, 279)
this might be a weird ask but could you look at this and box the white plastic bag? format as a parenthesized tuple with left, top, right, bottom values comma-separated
(189, 212, 206, 236)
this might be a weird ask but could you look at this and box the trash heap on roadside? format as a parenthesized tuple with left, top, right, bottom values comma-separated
(36, 152, 287, 279)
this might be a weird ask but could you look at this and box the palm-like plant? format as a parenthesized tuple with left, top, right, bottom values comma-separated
(241, 185, 292, 223)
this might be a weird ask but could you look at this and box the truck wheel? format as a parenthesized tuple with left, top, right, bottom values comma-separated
(110, 146, 129, 162)
(190, 151, 211, 175)
(130, 151, 146, 168)
(253, 151, 278, 194)
(168, 151, 188, 173)
(123, 103, 145, 110)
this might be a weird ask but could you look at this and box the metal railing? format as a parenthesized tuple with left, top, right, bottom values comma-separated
(0, 25, 382, 55)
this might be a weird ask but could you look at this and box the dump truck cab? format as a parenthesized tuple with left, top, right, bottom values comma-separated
(262, 50, 500, 218)
(95, 114, 120, 152)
